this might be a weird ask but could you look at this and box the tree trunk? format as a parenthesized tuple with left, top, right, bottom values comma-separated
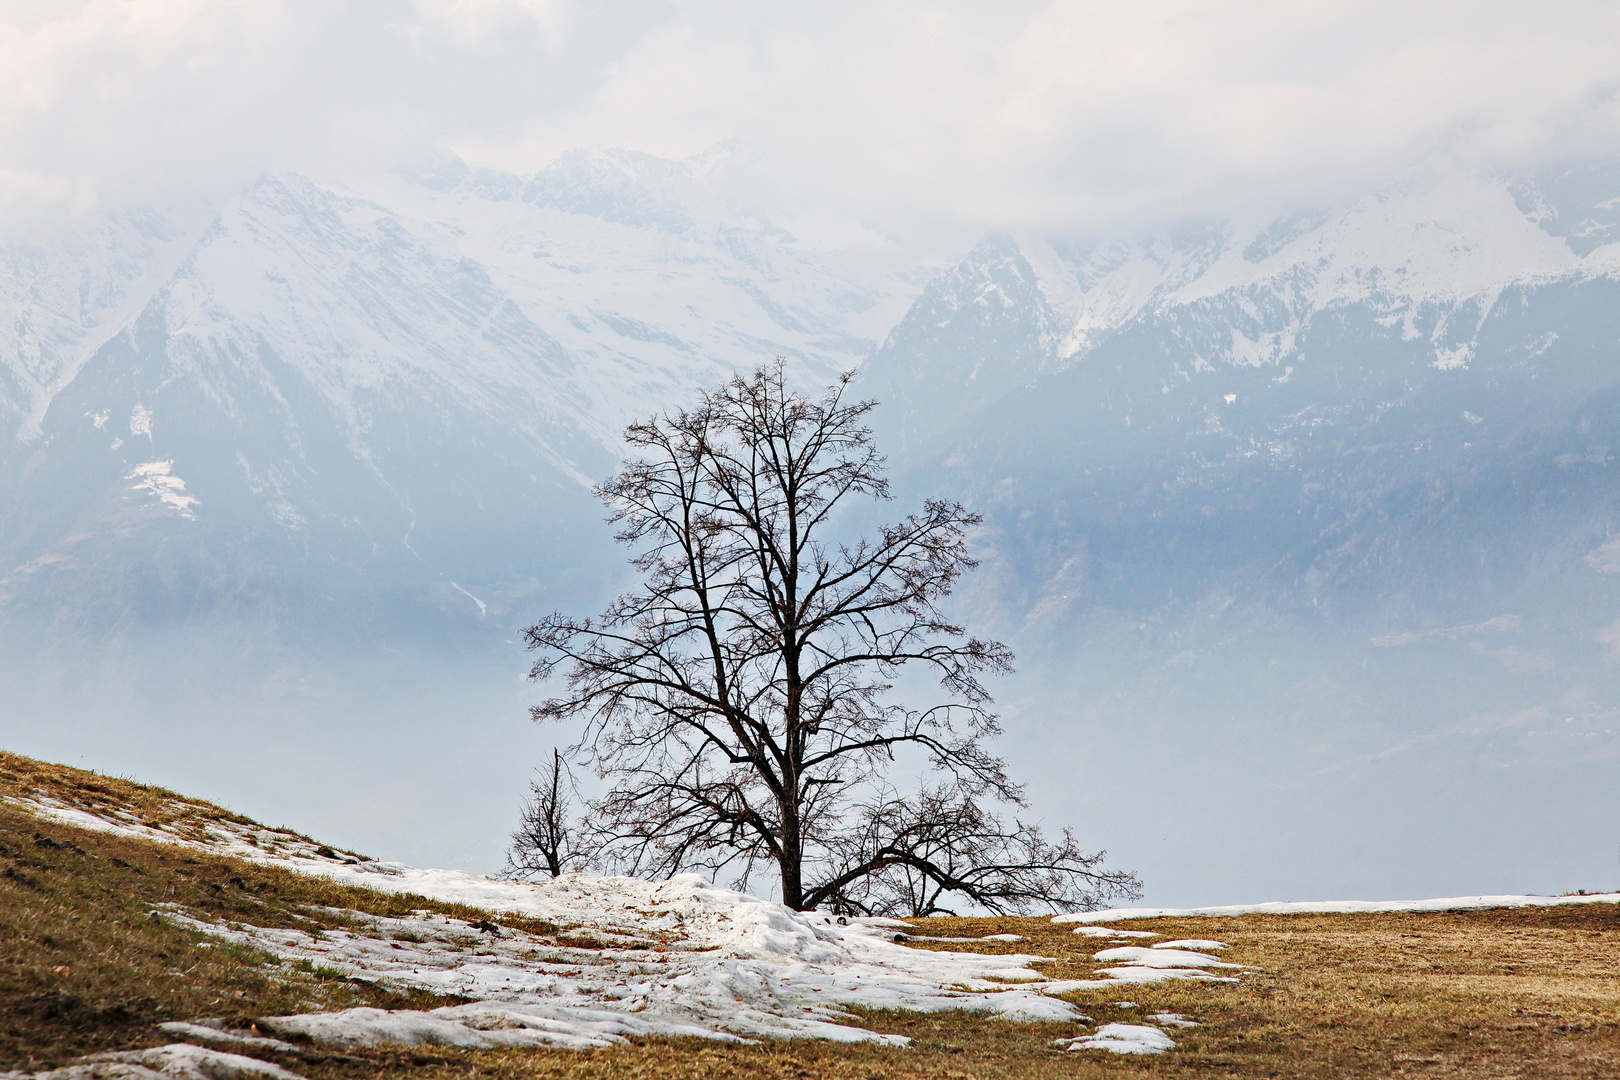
(780, 802, 804, 910)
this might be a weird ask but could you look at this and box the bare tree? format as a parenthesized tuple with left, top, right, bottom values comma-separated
(504, 748, 588, 879)
(524, 363, 1138, 914)
(821, 785, 1131, 917)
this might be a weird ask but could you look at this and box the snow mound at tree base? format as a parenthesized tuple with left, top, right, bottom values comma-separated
(156, 874, 1099, 1046)
(9, 793, 1204, 1047)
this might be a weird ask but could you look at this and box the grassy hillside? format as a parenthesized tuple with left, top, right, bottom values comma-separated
(1, 751, 1618, 1078)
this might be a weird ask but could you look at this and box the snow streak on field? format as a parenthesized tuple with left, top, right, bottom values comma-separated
(1056, 894, 1620, 923)
(1, 1042, 306, 1080)
(7, 795, 1216, 1051)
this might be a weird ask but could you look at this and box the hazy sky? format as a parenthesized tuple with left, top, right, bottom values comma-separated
(3, 1, 1619, 245)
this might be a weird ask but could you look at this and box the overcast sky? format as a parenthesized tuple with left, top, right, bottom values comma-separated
(2, 0, 1619, 245)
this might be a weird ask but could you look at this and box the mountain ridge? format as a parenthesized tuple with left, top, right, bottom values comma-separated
(3, 152, 1619, 901)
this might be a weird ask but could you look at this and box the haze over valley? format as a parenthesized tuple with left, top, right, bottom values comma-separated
(2, 1, 1618, 909)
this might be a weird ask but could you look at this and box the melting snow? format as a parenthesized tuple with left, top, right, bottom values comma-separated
(1149, 1011, 1200, 1028)
(150, 875, 1094, 1047)
(260, 1003, 725, 1051)
(1092, 946, 1237, 971)
(1062, 894, 1620, 922)
(8, 794, 1220, 1051)
(31, 789, 1617, 1058)
(1154, 939, 1228, 950)
(1, 1043, 307, 1080)
(1061, 923, 1160, 938)
(1055, 1022, 1176, 1055)
(156, 1022, 302, 1055)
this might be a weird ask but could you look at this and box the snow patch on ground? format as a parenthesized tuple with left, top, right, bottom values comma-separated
(1091, 946, 1238, 971)
(1061, 923, 1160, 938)
(1010, 940, 1245, 996)
(1, 1043, 306, 1080)
(151, 879, 1096, 1046)
(8, 793, 1223, 1050)
(1054, 1022, 1177, 1055)
(261, 1003, 724, 1051)
(156, 1022, 302, 1056)
(1062, 894, 1620, 922)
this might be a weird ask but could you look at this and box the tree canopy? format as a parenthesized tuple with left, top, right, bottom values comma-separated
(523, 363, 1138, 915)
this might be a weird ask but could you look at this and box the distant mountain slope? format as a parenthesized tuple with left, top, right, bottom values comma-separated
(862, 159, 1620, 905)
(0, 153, 914, 639)
(867, 160, 1620, 617)
(859, 232, 1056, 446)
(0, 153, 918, 877)
(4, 153, 1619, 903)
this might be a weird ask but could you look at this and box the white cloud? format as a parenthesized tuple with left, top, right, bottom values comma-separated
(0, 0, 1617, 243)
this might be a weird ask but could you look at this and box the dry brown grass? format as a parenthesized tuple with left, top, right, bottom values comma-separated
(0, 751, 332, 852)
(3, 751, 1618, 1078)
(0, 753, 551, 1070)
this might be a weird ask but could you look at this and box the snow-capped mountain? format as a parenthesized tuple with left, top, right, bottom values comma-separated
(869, 160, 1620, 619)
(0, 151, 914, 639)
(864, 159, 1620, 905)
(871, 160, 1620, 444)
(3, 151, 1618, 904)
